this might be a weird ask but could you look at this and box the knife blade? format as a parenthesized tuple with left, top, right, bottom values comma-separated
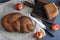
(29, 15, 54, 37)
(29, 14, 46, 29)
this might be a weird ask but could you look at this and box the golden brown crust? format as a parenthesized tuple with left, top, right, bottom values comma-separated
(1, 13, 35, 33)
(20, 16, 35, 33)
(8, 13, 22, 24)
(12, 19, 20, 32)
(2, 14, 15, 32)
(1, 13, 22, 32)
(27, 24, 35, 31)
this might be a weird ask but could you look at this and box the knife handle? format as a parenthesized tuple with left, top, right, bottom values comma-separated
(23, 1, 35, 8)
(45, 29, 54, 37)
(34, 0, 39, 4)
(23, 1, 41, 9)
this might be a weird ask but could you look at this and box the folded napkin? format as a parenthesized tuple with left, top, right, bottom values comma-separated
(0, 0, 46, 40)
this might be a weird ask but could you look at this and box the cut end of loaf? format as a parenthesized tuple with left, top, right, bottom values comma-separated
(44, 2, 59, 20)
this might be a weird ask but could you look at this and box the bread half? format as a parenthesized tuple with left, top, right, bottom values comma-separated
(44, 2, 59, 20)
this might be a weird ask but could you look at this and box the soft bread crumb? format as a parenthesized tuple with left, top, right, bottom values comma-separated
(44, 2, 59, 20)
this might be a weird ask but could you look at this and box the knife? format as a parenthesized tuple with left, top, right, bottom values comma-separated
(29, 15, 54, 37)
(29, 14, 46, 29)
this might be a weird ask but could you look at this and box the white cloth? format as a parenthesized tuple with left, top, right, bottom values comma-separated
(0, 0, 46, 40)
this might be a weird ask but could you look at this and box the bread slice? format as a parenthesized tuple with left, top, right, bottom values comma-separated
(44, 2, 59, 20)
(39, 0, 48, 4)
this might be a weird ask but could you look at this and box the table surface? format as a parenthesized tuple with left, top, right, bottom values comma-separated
(41, 12, 60, 40)
(41, 0, 60, 40)
(0, 0, 60, 40)
(42, 12, 60, 40)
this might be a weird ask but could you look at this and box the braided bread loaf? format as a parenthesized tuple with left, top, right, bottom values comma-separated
(1, 13, 35, 33)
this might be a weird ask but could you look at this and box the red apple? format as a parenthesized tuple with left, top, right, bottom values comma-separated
(52, 24, 59, 31)
(15, 3, 23, 10)
(35, 32, 43, 39)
